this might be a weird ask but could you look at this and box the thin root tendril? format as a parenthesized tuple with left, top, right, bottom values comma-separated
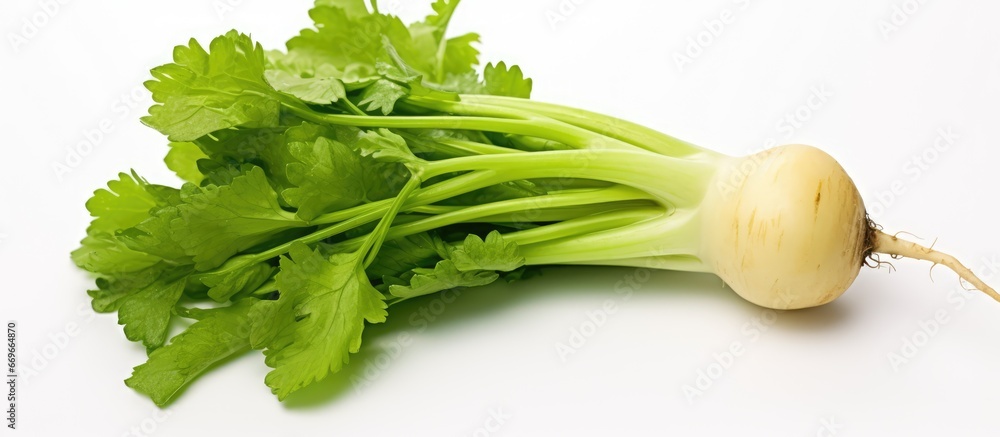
(870, 229, 1000, 303)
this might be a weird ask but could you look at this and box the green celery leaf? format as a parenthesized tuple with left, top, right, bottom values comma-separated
(408, 0, 481, 80)
(284, 0, 484, 111)
(281, 124, 408, 214)
(413, 0, 458, 43)
(142, 31, 281, 141)
(281, 137, 371, 220)
(315, 0, 369, 19)
(267, 52, 381, 90)
(484, 61, 532, 98)
(74, 172, 182, 274)
(83, 171, 177, 235)
(125, 300, 254, 406)
(192, 128, 299, 200)
(388, 259, 498, 299)
(357, 79, 408, 115)
(249, 243, 387, 400)
(170, 166, 306, 270)
(119, 281, 187, 352)
(199, 258, 275, 302)
(376, 55, 423, 86)
(193, 127, 288, 164)
(293, 3, 435, 73)
(366, 232, 446, 280)
(165, 142, 208, 184)
(440, 70, 484, 94)
(283, 120, 346, 143)
(100, 265, 194, 351)
(355, 128, 420, 164)
(286, 5, 384, 70)
(450, 230, 525, 272)
(118, 205, 191, 265)
(88, 264, 169, 313)
(195, 162, 257, 187)
(73, 233, 162, 275)
(441, 33, 481, 77)
(277, 124, 408, 220)
(265, 69, 346, 105)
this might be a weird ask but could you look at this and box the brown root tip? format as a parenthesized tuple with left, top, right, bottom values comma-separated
(870, 229, 1000, 303)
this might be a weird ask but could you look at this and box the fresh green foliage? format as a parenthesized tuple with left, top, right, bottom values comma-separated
(483, 61, 532, 98)
(172, 167, 307, 270)
(88, 263, 193, 351)
(75, 0, 712, 406)
(164, 142, 208, 184)
(282, 136, 393, 220)
(126, 301, 254, 406)
(250, 243, 387, 399)
(388, 259, 499, 299)
(143, 31, 281, 141)
(450, 231, 525, 272)
(200, 260, 274, 302)
(266, 69, 347, 105)
(73, 172, 178, 273)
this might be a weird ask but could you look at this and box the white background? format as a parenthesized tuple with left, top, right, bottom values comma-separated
(2, 0, 1000, 435)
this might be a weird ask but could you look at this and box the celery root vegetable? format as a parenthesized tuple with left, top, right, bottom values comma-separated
(697, 144, 997, 309)
(72, 0, 997, 405)
(699, 145, 872, 310)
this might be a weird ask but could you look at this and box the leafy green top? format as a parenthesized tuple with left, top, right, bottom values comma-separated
(78, 0, 536, 404)
(72, 0, 679, 409)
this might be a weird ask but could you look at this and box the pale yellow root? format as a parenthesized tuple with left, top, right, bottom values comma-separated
(873, 230, 1000, 303)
